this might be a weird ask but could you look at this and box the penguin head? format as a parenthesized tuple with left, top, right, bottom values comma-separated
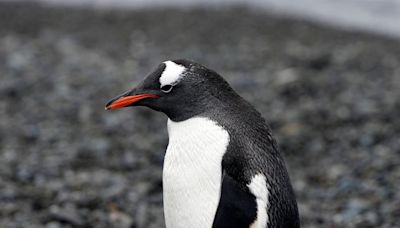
(105, 59, 235, 120)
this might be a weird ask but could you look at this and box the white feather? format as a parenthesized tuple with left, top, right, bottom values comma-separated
(159, 61, 186, 87)
(163, 117, 230, 228)
(248, 173, 270, 228)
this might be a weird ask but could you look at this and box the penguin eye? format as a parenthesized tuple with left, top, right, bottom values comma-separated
(161, 85, 173, 93)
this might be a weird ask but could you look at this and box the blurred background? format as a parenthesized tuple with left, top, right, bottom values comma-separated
(1, 0, 400, 227)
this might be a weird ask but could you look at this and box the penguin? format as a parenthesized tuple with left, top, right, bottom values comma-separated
(105, 59, 299, 228)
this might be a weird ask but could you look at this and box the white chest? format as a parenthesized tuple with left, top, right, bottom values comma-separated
(163, 117, 230, 228)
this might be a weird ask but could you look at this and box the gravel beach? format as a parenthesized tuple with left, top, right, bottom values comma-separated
(0, 2, 399, 227)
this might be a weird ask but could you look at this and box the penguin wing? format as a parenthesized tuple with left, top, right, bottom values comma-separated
(212, 171, 258, 228)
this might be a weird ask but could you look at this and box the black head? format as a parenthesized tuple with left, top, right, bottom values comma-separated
(105, 59, 238, 121)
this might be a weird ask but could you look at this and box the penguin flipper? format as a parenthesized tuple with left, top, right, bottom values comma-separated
(212, 172, 258, 228)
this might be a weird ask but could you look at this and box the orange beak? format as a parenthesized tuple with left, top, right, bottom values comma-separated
(105, 94, 159, 110)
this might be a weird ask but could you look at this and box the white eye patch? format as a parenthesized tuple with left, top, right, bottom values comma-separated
(159, 61, 187, 87)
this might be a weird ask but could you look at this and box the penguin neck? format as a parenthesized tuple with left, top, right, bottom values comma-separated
(165, 90, 246, 122)
(163, 116, 230, 228)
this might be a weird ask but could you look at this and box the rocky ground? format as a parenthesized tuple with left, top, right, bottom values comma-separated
(0, 2, 400, 228)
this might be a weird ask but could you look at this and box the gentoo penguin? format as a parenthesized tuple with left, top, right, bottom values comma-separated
(105, 59, 299, 228)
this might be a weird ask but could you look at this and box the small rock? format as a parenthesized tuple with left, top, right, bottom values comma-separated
(48, 204, 86, 227)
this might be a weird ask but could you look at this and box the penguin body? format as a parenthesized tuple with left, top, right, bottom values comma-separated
(164, 117, 229, 228)
(106, 59, 300, 228)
